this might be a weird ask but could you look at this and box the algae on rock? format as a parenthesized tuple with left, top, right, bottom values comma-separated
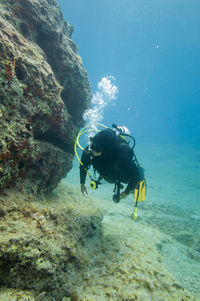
(0, 184, 103, 300)
(0, 0, 91, 194)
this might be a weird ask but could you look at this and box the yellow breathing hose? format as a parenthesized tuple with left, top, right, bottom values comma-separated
(74, 123, 107, 179)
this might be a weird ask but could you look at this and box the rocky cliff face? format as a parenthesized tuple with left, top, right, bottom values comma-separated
(0, 0, 91, 193)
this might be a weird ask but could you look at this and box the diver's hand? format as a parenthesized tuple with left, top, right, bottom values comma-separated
(120, 191, 129, 200)
(81, 184, 88, 196)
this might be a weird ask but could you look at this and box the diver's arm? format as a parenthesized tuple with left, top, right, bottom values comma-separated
(80, 164, 87, 185)
(80, 147, 91, 195)
(81, 184, 88, 196)
(80, 148, 91, 183)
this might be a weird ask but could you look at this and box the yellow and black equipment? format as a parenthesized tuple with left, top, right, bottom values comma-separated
(74, 123, 146, 220)
(132, 178, 146, 220)
(74, 123, 107, 189)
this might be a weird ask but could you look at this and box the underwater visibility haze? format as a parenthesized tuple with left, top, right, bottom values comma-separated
(58, 0, 200, 144)
(57, 0, 200, 207)
(58, 0, 200, 298)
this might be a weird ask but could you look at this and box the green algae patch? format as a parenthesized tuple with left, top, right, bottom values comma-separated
(0, 288, 35, 301)
(0, 184, 103, 300)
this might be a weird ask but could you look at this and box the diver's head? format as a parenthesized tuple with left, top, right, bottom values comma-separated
(90, 142, 102, 156)
(89, 132, 105, 156)
(89, 128, 116, 156)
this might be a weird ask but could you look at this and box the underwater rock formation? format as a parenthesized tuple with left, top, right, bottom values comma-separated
(0, 184, 197, 300)
(0, 0, 91, 193)
(0, 184, 103, 300)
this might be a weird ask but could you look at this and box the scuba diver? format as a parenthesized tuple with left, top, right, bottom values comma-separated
(79, 124, 145, 204)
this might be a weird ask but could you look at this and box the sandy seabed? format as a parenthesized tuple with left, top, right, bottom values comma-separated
(64, 142, 200, 300)
(0, 142, 199, 300)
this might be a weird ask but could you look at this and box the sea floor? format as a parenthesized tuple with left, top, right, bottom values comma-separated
(0, 142, 199, 300)
(64, 142, 200, 299)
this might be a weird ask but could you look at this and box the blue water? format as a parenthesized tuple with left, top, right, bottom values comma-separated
(58, 0, 200, 212)
(55, 2, 200, 297)
(58, 0, 200, 145)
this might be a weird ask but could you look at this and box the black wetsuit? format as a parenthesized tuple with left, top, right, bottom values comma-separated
(80, 129, 140, 194)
